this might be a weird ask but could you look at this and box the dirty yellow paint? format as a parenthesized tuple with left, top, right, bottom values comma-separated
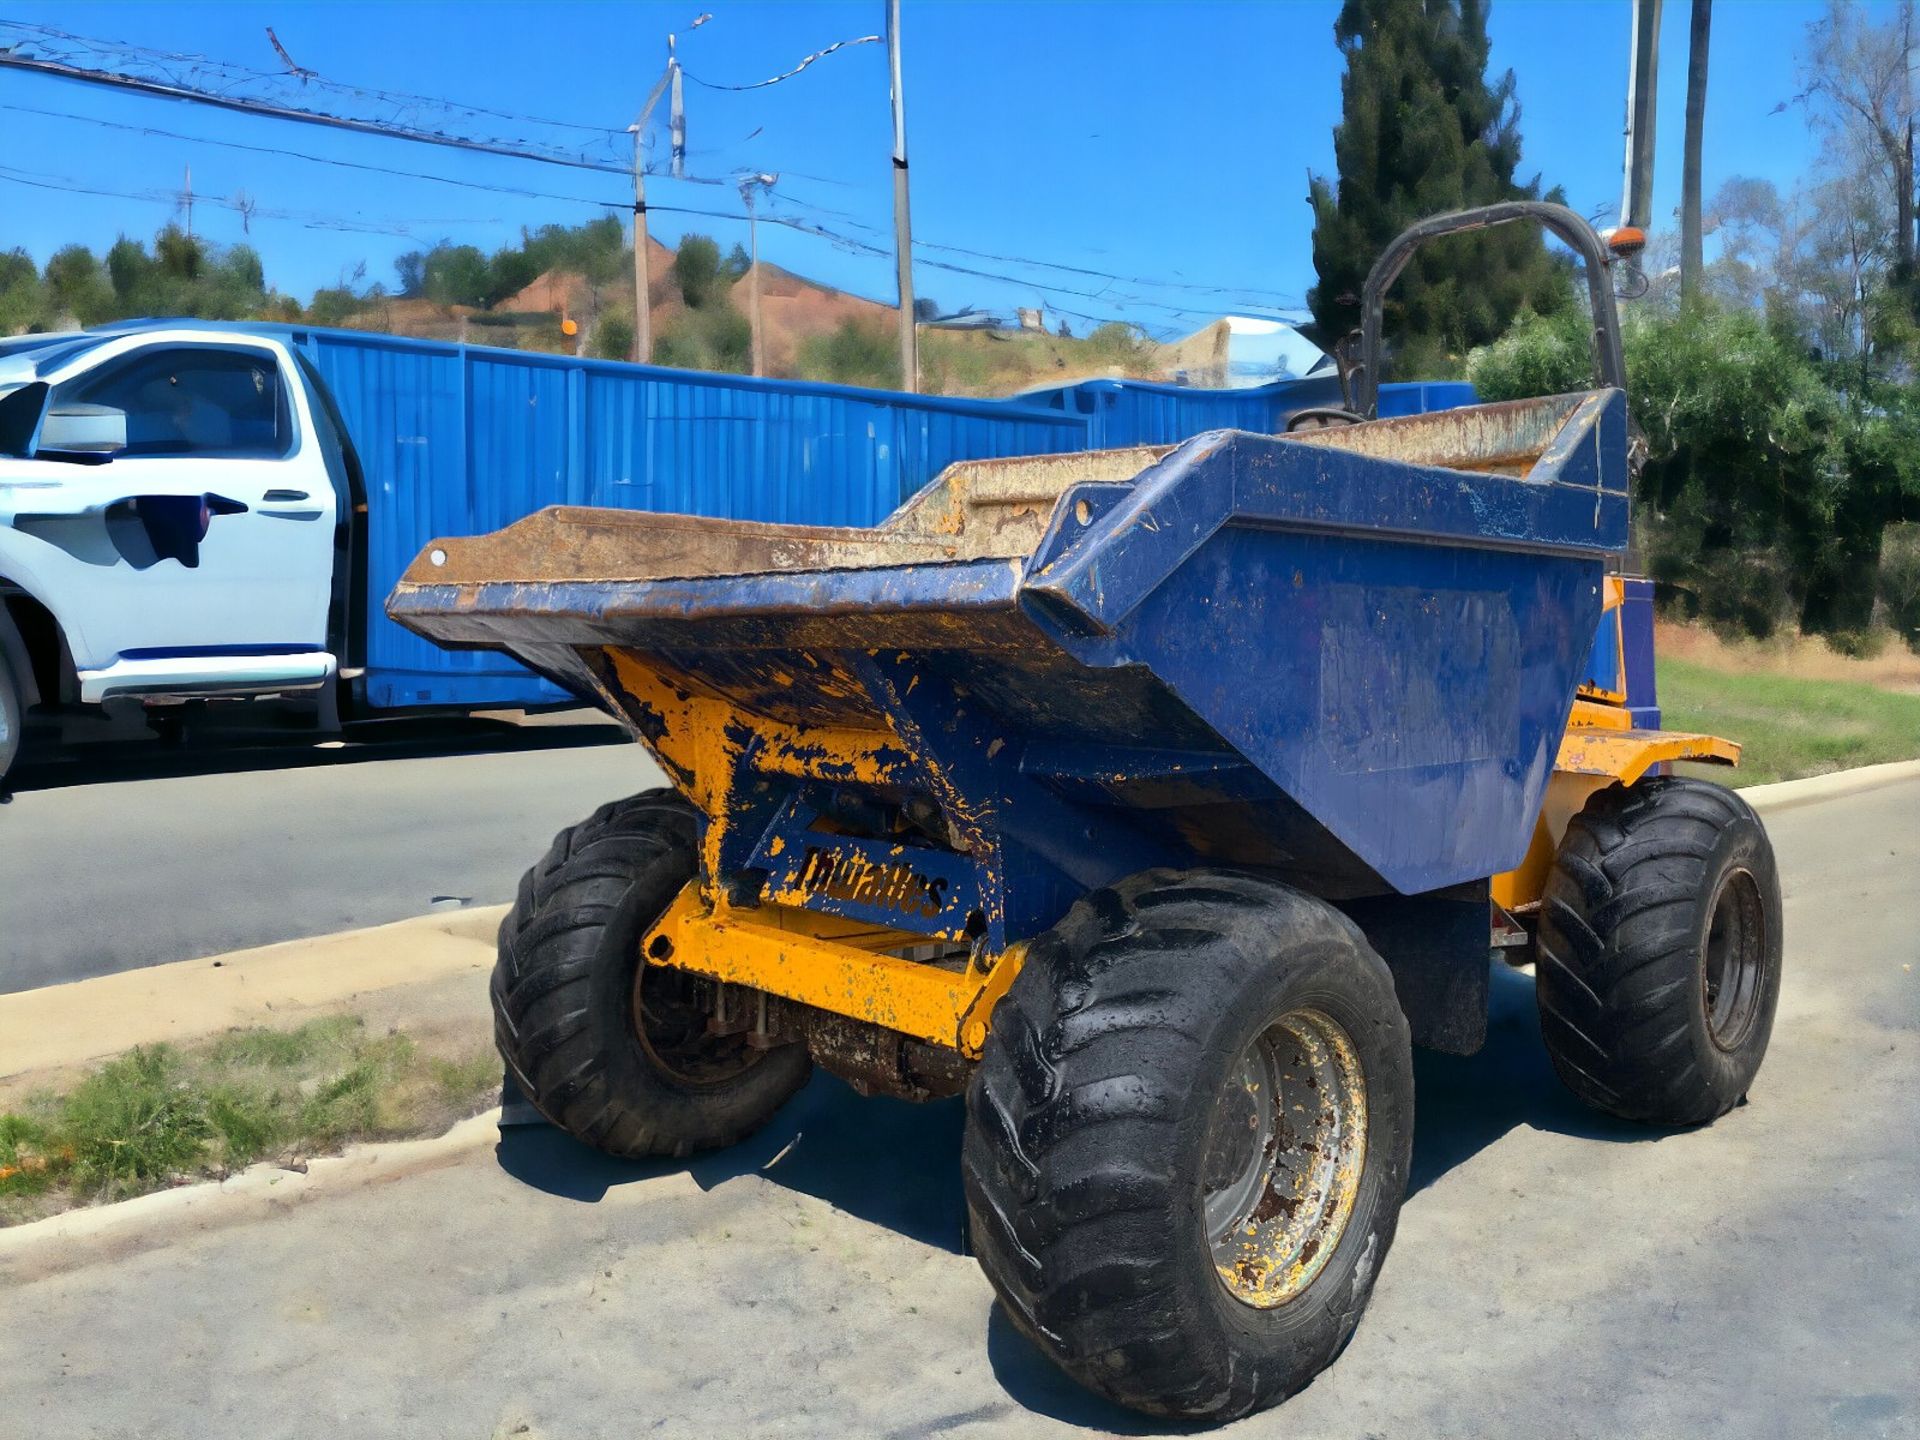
(640, 885, 1019, 1055)
(755, 903, 925, 953)
(1491, 769, 1616, 910)
(1565, 696, 1633, 732)
(956, 941, 1028, 1059)
(1492, 722, 1741, 910)
(1555, 726, 1739, 779)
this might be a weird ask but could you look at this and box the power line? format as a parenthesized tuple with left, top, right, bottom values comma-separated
(0, 100, 662, 210)
(0, 23, 632, 175)
(681, 34, 881, 90)
(0, 161, 497, 236)
(0, 23, 627, 139)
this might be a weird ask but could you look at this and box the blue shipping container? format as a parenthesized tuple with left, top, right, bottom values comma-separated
(1377, 380, 1478, 418)
(1016, 373, 1347, 448)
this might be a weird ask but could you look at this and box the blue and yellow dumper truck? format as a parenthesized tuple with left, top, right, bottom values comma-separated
(387, 205, 1782, 1423)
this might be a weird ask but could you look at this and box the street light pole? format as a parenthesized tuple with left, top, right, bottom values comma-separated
(885, 0, 917, 391)
(740, 172, 777, 376)
(1619, 0, 1662, 234)
(631, 14, 710, 364)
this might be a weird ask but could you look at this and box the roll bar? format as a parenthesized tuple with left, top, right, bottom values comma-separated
(1354, 201, 1627, 420)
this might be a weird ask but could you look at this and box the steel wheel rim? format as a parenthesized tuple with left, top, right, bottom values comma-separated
(1202, 1007, 1368, 1309)
(1703, 866, 1766, 1051)
(632, 964, 765, 1088)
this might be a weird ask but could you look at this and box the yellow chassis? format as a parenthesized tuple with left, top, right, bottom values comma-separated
(643, 888, 1025, 1059)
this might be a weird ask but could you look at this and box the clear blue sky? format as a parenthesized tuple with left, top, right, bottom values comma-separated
(0, 0, 1824, 336)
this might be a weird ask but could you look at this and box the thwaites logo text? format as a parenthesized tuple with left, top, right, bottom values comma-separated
(796, 844, 949, 919)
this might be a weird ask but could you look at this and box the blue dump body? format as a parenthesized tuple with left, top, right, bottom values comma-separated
(388, 388, 1629, 924)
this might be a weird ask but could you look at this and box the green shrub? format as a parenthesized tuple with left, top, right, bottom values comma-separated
(60, 1048, 208, 1198)
(1878, 524, 1920, 654)
(1084, 321, 1149, 363)
(1465, 306, 1591, 400)
(207, 1014, 360, 1070)
(672, 235, 724, 309)
(1472, 298, 1920, 641)
(654, 302, 752, 374)
(205, 1087, 287, 1168)
(592, 312, 635, 362)
(798, 319, 900, 389)
(1824, 627, 1891, 659)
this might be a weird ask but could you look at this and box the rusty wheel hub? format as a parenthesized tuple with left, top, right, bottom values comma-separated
(632, 966, 766, 1088)
(1203, 1008, 1368, 1308)
(1703, 865, 1767, 1052)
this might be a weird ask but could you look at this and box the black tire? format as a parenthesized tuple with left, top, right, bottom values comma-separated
(963, 869, 1414, 1422)
(493, 788, 810, 1158)
(1537, 775, 1783, 1126)
(0, 643, 19, 786)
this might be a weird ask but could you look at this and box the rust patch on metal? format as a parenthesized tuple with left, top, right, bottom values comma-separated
(1210, 1009, 1369, 1309)
(1283, 392, 1594, 477)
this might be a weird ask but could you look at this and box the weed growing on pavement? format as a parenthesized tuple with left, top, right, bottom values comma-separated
(0, 1014, 498, 1225)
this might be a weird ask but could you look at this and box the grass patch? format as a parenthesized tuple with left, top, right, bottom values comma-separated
(0, 1015, 498, 1226)
(1658, 656, 1920, 787)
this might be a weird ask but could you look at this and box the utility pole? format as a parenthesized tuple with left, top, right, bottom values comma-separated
(740, 172, 776, 376)
(1619, 0, 1663, 234)
(182, 163, 194, 241)
(630, 14, 709, 364)
(630, 71, 670, 365)
(886, 0, 918, 391)
(1680, 0, 1711, 303)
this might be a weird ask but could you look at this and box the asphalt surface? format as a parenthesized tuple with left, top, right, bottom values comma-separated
(2, 778, 1914, 1439)
(0, 714, 664, 995)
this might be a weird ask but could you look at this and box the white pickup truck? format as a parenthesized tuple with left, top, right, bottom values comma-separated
(0, 327, 350, 782)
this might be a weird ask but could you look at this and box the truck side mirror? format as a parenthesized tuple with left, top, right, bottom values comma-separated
(37, 403, 128, 457)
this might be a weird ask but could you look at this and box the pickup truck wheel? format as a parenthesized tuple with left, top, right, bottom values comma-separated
(962, 869, 1413, 1422)
(1537, 776, 1784, 1126)
(0, 644, 21, 785)
(493, 789, 810, 1158)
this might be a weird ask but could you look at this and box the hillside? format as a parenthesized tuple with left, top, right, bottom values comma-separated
(321, 239, 1181, 396)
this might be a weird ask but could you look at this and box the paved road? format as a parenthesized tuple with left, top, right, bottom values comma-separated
(0, 715, 665, 995)
(3, 779, 1915, 1438)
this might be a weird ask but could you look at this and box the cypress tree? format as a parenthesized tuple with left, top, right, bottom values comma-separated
(1307, 0, 1570, 376)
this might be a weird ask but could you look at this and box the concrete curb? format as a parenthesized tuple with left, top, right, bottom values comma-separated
(0, 1108, 503, 1285)
(0, 904, 506, 1083)
(1737, 758, 1920, 816)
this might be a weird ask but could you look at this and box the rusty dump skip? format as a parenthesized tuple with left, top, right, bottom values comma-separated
(398, 443, 1176, 590)
(388, 389, 1630, 919)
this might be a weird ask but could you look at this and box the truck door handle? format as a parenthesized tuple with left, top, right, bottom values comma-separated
(262, 488, 310, 502)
